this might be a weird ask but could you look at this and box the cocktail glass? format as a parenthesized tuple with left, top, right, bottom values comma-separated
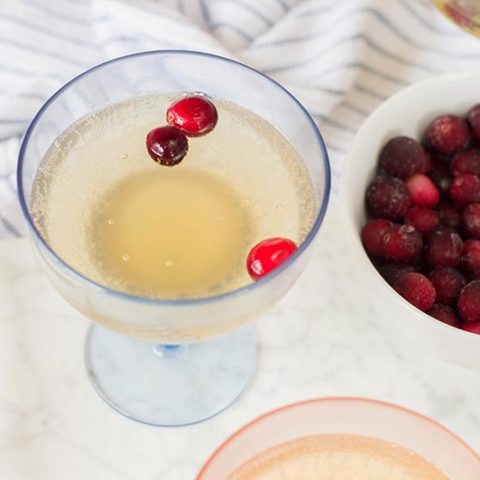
(17, 50, 330, 426)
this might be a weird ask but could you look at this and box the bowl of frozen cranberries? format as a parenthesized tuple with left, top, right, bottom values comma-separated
(342, 72, 480, 368)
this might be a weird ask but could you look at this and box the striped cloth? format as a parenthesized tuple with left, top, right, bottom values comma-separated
(1, 0, 480, 238)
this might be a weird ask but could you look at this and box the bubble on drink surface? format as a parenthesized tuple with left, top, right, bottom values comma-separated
(121, 254, 130, 261)
(121, 153, 128, 160)
(165, 260, 173, 267)
(107, 218, 115, 225)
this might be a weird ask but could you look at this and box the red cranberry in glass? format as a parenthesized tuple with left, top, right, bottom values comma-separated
(426, 228, 463, 267)
(457, 280, 480, 322)
(427, 114, 470, 155)
(381, 224, 423, 262)
(146, 126, 188, 166)
(462, 203, 480, 239)
(428, 266, 466, 305)
(405, 207, 439, 234)
(393, 272, 436, 312)
(450, 149, 480, 177)
(405, 174, 440, 208)
(427, 304, 460, 327)
(378, 262, 417, 286)
(438, 202, 461, 230)
(467, 104, 480, 142)
(366, 176, 410, 220)
(166, 95, 218, 137)
(462, 239, 480, 276)
(379, 136, 427, 179)
(361, 219, 392, 257)
(247, 237, 297, 281)
(449, 174, 480, 210)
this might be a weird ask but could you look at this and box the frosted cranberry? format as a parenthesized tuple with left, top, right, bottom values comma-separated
(393, 272, 436, 312)
(429, 159, 452, 199)
(428, 266, 466, 305)
(361, 219, 392, 257)
(462, 203, 480, 239)
(146, 126, 188, 166)
(427, 114, 470, 155)
(405, 207, 439, 234)
(366, 176, 410, 220)
(461, 321, 480, 334)
(426, 228, 463, 267)
(382, 224, 423, 262)
(247, 237, 297, 280)
(462, 239, 480, 276)
(450, 149, 480, 177)
(378, 262, 417, 286)
(449, 174, 480, 209)
(379, 136, 427, 179)
(438, 202, 461, 230)
(423, 150, 434, 173)
(427, 304, 460, 327)
(405, 174, 439, 208)
(467, 104, 480, 142)
(166, 95, 218, 137)
(457, 280, 480, 322)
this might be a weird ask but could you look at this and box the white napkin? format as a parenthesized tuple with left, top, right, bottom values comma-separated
(1, 0, 479, 238)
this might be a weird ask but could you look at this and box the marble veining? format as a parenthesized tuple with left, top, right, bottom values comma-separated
(0, 211, 479, 479)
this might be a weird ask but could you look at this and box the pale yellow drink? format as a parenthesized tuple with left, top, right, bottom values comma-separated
(31, 95, 315, 299)
(228, 434, 449, 480)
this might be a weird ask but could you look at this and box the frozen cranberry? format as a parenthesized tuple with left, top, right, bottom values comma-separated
(427, 114, 470, 155)
(382, 224, 423, 262)
(427, 304, 460, 327)
(366, 176, 410, 220)
(461, 239, 480, 276)
(405, 206, 439, 234)
(457, 280, 480, 322)
(405, 174, 439, 208)
(450, 149, 480, 177)
(378, 262, 417, 285)
(361, 219, 392, 257)
(467, 104, 480, 142)
(461, 321, 480, 334)
(429, 159, 452, 199)
(146, 126, 188, 166)
(426, 228, 463, 267)
(438, 202, 461, 230)
(379, 136, 427, 179)
(449, 174, 480, 209)
(166, 95, 218, 137)
(462, 203, 480, 239)
(428, 266, 466, 305)
(393, 272, 436, 312)
(423, 150, 434, 173)
(246, 237, 297, 281)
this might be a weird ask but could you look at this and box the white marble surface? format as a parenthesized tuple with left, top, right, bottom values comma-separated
(1, 210, 480, 479)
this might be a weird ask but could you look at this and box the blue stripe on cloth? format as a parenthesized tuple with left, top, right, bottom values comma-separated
(353, 83, 387, 101)
(232, 0, 274, 27)
(0, 215, 21, 237)
(311, 113, 356, 134)
(210, 23, 254, 42)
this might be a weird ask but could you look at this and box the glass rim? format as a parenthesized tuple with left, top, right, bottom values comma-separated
(17, 49, 331, 307)
(196, 396, 480, 478)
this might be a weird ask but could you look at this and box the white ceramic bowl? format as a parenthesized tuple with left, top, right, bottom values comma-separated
(341, 71, 480, 369)
(196, 397, 480, 479)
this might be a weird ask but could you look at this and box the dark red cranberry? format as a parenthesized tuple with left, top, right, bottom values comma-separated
(423, 150, 434, 173)
(427, 304, 460, 327)
(378, 262, 417, 286)
(449, 174, 480, 209)
(438, 202, 461, 230)
(426, 228, 463, 267)
(429, 159, 453, 199)
(461, 239, 480, 276)
(379, 136, 427, 179)
(166, 95, 218, 137)
(361, 219, 392, 257)
(450, 149, 480, 177)
(382, 224, 423, 262)
(247, 237, 297, 281)
(393, 272, 436, 312)
(461, 321, 480, 334)
(405, 174, 439, 208)
(366, 176, 410, 220)
(428, 266, 466, 305)
(467, 104, 480, 142)
(427, 114, 470, 155)
(405, 206, 439, 234)
(457, 280, 480, 322)
(146, 126, 188, 166)
(462, 203, 480, 239)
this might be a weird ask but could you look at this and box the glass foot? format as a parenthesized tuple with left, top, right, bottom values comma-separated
(84, 325, 257, 426)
